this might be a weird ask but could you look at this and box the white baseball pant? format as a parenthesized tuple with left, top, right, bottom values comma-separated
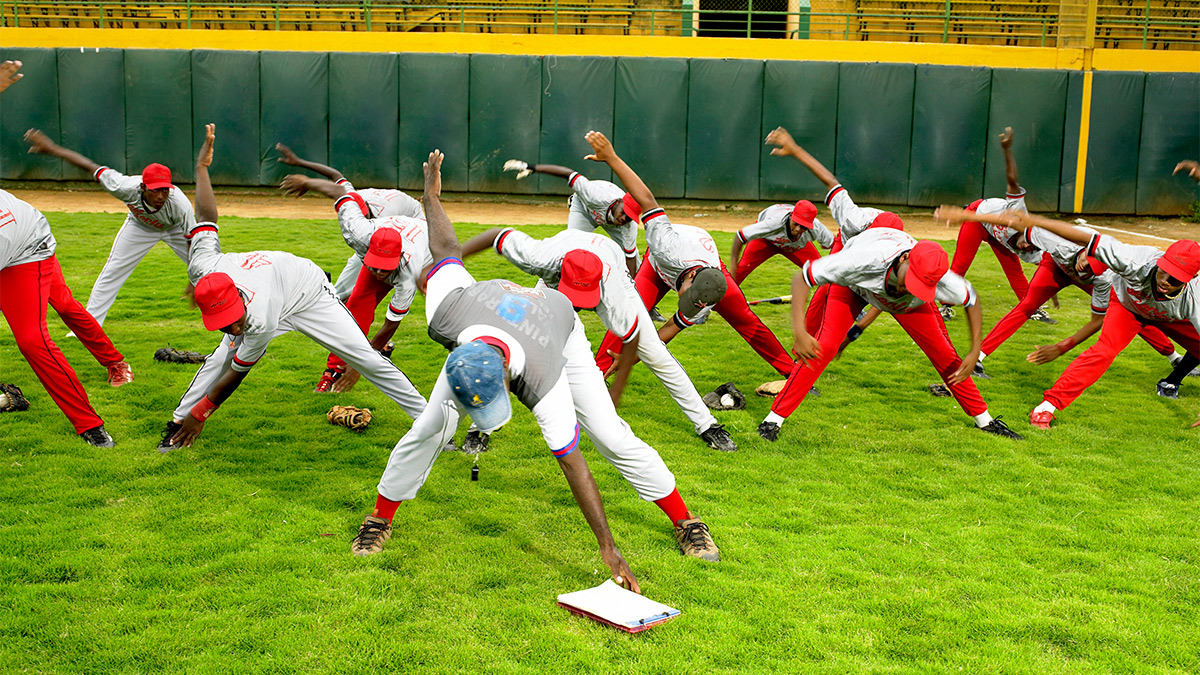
(87, 223, 190, 325)
(628, 303, 717, 434)
(333, 252, 362, 301)
(173, 286, 427, 421)
(376, 316, 676, 503)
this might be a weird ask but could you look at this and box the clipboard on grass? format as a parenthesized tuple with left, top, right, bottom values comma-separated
(557, 580, 680, 633)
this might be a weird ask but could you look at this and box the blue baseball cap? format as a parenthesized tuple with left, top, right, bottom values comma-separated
(445, 340, 511, 433)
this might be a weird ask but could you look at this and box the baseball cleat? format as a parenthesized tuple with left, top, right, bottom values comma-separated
(979, 417, 1023, 440)
(971, 362, 990, 380)
(809, 386, 820, 397)
(673, 518, 720, 562)
(928, 383, 951, 397)
(1029, 409, 1055, 429)
(79, 425, 115, 448)
(157, 420, 183, 452)
(314, 368, 342, 393)
(939, 305, 956, 321)
(756, 420, 780, 442)
(699, 423, 737, 452)
(648, 307, 666, 322)
(106, 361, 134, 387)
(1028, 308, 1057, 324)
(462, 429, 490, 455)
(1156, 380, 1180, 399)
(351, 515, 392, 556)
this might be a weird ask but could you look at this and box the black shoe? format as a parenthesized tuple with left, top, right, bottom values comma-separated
(971, 362, 990, 380)
(1157, 380, 1180, 399)
(648, 307, 666, 322)
(699, 423, 737, 452)
(939, 305, 956, 321)
(462, 429, 490, 455)
(1028, 308, 1057, 325)
(757, 421, 780, 442)
(808, 386, 820, 397)
(80, 425, 115, 448)
(979, 417, 1023, 440)
(157, 421, 182, 453)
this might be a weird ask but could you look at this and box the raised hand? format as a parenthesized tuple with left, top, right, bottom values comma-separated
(275, 142, 300, 165)
(424, 149, 443, 198)
(279, 174, 312, 197)
(502, 159, 534, 179)
(197, 123, 216, 168)
(765, 126, 798, 157)
(583, 130, 615, 163)
(0, 60, 23, 93)
(23, 128, 56, 154)
(1174, 160, 1200, 181)
(998, 126, 1014, 148)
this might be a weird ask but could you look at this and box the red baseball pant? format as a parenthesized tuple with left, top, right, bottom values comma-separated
(950, 219, 1030, 301)
(326, 265, 392, 372)
(596, 260, 794, 377)
(44, 255, 124, 367)
(981, 256, 1174, 357)
(0, 256, 104, 433)
(1043, 295, 1200, 410)
(770, 284, 988, 418)
(734, 240, 821, 283)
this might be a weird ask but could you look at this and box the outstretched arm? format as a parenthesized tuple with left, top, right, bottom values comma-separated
(555, 449, 640, 593)
(999, 127, 1020, 194)
(936, 206, 1091, 246)
(0, 60, 23, 93)
(946, 301, 983, 386)
(275, 143, 344, 182)
(460, 228, 504, 258)
(170, 366, 250, 447)
(789, 270, 821, 364)
(24, 129, 101, 175)
(279, 175, 348, 201)
(583, 130, 658, 212)
(503, 160, 574, 181)
(765, 127, 838, 191)
(194, 123, 218, 224)
(422, 150, 461, 261)
(1027, 313, 1103, 365)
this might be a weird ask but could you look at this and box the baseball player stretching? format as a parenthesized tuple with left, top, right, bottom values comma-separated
(970, 222, 1178, 378)
(757, 127, 1023, 442)
(353, 150, 720, 576)
(24, 130, 195, 326)
(460, 226, 737, 452)
(157, 125, 427, 450)
(0, 189, 116, 446)
(502, 158, 641, 278)
(279, 174, 431, 394)
(937, 208, 1200, 429)
(583, 132, 796, 382)
(944, 127, 1055, 324)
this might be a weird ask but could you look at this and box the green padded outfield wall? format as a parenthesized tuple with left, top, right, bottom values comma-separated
(2, 47, 1198, 216)
(538, 56, 616, 196)
(759, 60, 840, 203)
(192, 50, 260, 187)
(836, 62, 916, 205)
(125, 50, 193, 184)
(984, 69, 1068, 212)
(1136, 73, 1200, 216)
(259, 52, 328, 188)
(614, 57, 689, 199)
(329, 53, 399, 189)
(397, 53, 469, 192)
(908, 65, 991, 207)
(0, 47, 61, 180)
(686, 59, 764, 200)
(57, 48, 125, 181)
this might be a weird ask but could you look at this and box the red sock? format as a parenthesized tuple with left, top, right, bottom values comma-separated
(654, 488, 691, 524)
(372, 494, 402, 521)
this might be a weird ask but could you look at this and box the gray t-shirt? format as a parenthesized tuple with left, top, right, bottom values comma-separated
(427, 279, 575, 408)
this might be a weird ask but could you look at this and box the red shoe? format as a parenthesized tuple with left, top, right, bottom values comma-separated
(107, 361, 134, 387)
(314, 368, 342, 393)
(1029, 409, 1055, 429)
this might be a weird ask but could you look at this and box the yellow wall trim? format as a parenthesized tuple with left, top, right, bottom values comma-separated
(3, 27, 1189, 72)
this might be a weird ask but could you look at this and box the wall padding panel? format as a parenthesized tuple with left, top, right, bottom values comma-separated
(58, 48, 125, 180)
(685, 59, 764, 200)
(125, 50, 193, 183)
(1136, 73, 1200, 215)
(836, 62, 915, 205)
(908, 65, 991, 207)
(0, 48, 61, 179)
(468, 54, 542, 194)
(759, 60, 840, 203)
(259, 51, 328, 187)
(397, 53, 469, 192)
(985, 68, 1068, 212)
(328, 53, 399, 189)
(192, 50, 260, 186)
(614, 57, 689, 199)
(538, 56, 616, 196)
(1081, 71, 1146, 214)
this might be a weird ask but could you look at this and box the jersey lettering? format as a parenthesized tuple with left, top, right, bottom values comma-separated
(496, 294, 531, 324)
(240, 253, 273, 270)
(0, 209, 14, 229)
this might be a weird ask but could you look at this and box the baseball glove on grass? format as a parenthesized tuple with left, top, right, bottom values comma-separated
(0, 383, 30, 412)
(702, 382, 747, 410)
(328, 405, 372, 432)
(154, 347, 207, 364)
(755, 380, 787, 397)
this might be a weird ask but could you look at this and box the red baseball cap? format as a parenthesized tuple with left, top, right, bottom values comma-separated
(871, 212, 904, 231)
(142, 163, 172, 191)
(790, 200, 817, 229)
(621, 193, 643, 224)
(194, 272, 245, 331)
(1156, 240, 1200, 282)
(364, 228, 403, 271)
(559, 250, 603, 309)
(905, 240, 949, 303)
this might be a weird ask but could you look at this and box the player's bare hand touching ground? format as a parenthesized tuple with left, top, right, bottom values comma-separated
(170, 415, 205, 447)
(765, 126, 799, 156)
(946, 356, 976, 386)
(1175, 160, 1200, 182)
(331, 368, 362, 393)
(1026, 343, 1067, 365)
(424, 150, 443, 197)
(601, 546, 641, 594)
(0, 60, 23, 93)
(279, 174, 313, 197)
(583, 130, 616, 163)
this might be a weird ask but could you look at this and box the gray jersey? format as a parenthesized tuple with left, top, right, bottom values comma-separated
(187, 225, 330, 370)
(738, 204, 834, 252)
(566, 172, 639, 258)
(0, 189, 56, 268)
(1025, 225, 1112, 312)
(94, 167, 197, 234)
(824, 185, 887, 241)
(334, 192, 433, 322)
(642, 207, 721, 325)
(1087, 233, 1200, 332)
(336, 179, 422, 219)
(494, 227, 643, 342)
(427, 279, 576, 408)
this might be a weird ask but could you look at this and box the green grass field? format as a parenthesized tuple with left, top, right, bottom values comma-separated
(1, 212, 1198, 674)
